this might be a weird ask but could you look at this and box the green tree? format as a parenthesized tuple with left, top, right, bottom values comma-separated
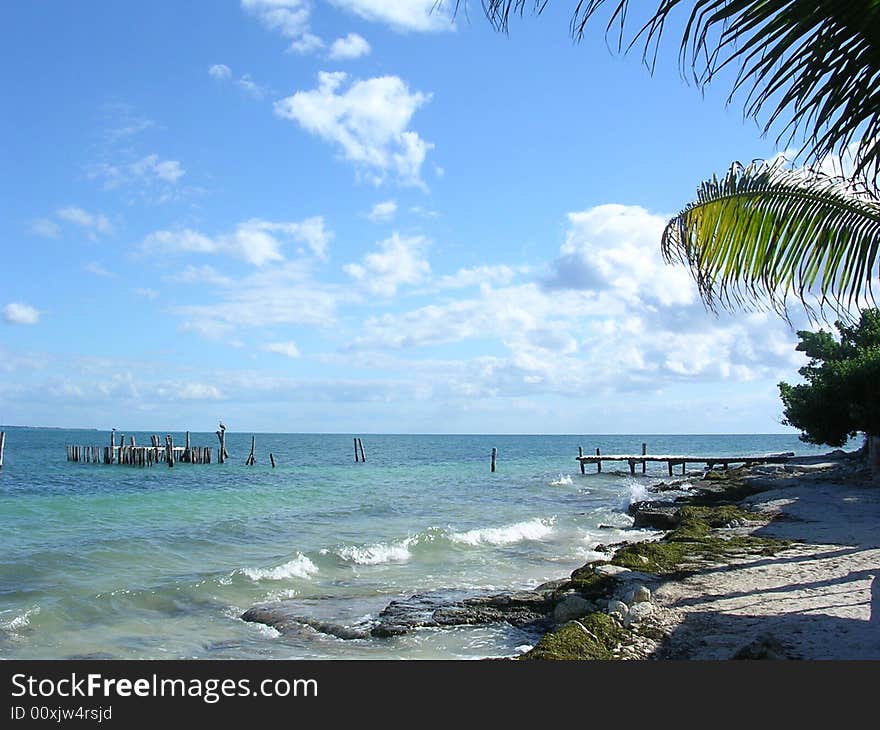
(778, 308, 880, 473)
(459, 0, 880, 316)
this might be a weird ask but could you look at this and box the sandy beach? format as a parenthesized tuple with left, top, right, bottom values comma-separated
(559, 453, 880, 660)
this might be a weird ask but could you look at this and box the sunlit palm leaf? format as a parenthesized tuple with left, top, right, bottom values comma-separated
(460, 0, 880, 182)
(660, 161, 880, 317)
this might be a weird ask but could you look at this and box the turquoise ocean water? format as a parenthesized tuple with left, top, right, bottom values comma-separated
(0, 429, 835, 659)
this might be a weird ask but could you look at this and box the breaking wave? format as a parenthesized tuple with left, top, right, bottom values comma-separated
(449, 517, 556, 547)
(242, 553, 318, 582)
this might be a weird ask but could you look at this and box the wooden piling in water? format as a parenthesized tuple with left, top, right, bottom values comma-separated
(184, 431, 192, 463)
(166, 435, 174, 468)
(246, 436, 256, 466)
(216, 425, 227, 464)
(596, 448, 602, 473)
(0, 431, 5, 468)
(641, 443, 647, 474)
(491, 447, 497, 473)
(270, 452, 276, 468)
(358, 438, 366, 463)
(578, 446, 585, 475)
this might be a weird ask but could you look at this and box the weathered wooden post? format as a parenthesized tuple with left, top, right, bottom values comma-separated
(596, 447, 602, 473)
(216, 425, 227, 464)
(184, 431, 192, 463)
(641, 442, 647, 474)
(0, 431, 6, 468)
(166, 435, 174, 468)
(578, 446, 585, 475)
(270, 452, 276, 468)
(668, 460, 673, 477)
(491, 447, 497, 473)
(354, 437, 360, 462)
(110, 430, 116, 464)
(246, 436, 256, 466)
(358, 438, 366, 463)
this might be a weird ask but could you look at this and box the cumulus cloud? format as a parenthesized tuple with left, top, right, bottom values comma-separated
(274, 71, 432, 186)
(3, 302, 40, 325)
(263, 341, 301, 358)
(329, 0, 454, 32)
(142, 216, 332, 266)
(328, 32, 371, 60)
(344, 233, 430, 296)
(367, 200, 397, 222)
(164, 264, 233, 287)
(434, 265, 518, 290)
(209, 63, 270, 99)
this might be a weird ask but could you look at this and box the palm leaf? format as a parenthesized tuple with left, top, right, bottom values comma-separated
(661, 160, 880, 318)
(458, 0, 880, 183)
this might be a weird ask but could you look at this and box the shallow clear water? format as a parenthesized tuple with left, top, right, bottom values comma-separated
(0, 429, 834, 659)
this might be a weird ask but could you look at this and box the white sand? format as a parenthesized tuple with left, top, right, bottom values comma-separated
(643, 462, 880, 659)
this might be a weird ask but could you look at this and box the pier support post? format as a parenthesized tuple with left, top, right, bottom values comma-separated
(216, 425, 227, 464)
(596, 448, 602, 473)
(641, 443, 647, 474)
(0, 431, 6, 468)
(578, 446, 585, 475)
(358, 438, 366, 463)
(166, 435, 174, 468)
(246, 436, 256, 466)
(270, 452, 276, 468)
(491, 447, 497, 473)
(184, 431, 191, 463)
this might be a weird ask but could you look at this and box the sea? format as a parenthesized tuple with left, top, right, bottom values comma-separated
(0, 429, 836, 660)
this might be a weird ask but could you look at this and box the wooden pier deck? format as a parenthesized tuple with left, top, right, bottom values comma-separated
(577, 451, 793, 476)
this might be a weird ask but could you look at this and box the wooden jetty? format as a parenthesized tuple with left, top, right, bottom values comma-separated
(577, 447, 794, 476)
(65, 430, 213, 467)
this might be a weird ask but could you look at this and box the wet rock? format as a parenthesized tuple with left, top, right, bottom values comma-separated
(371, 590, 553, 637)
(629, 501, 681, 530)
(535, 579, 570, 594)
(241, 605, 369, 640)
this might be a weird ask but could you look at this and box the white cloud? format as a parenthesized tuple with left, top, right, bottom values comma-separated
(3, 302, 40, 325)
(435, 265, 518, 290)
(165, 264, 233, 287)
(328, 33, 371, 60)
(89, 153, 185, 193)
(179, 383, 224, 400)
(56, 206, 114, 237)
(142, 217, 331, 266)
(241, 0, 324, 53)
(274, 71, 433, 186)
(30, 218, 60, 238)
(209, 63, 232, 80)
(264, 341, 301, 358)
(367, 200, 397, 222)
(329, 1, 454, 32)
(84, 261, 114, 278)
(175, 262, 348, 338)
(344, 233, 430, 296)
(134, 288, 159, 300)
(129, 154, 185, 184)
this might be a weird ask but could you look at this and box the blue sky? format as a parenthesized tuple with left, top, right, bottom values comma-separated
(0, 1, 815, 433)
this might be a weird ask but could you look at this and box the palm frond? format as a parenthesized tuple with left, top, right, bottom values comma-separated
(661, 160, 880, 318)
(456, 1, 880, 183)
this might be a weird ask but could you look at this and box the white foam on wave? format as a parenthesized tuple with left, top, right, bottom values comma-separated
(336, 537, 415, 565)
(242, 553, 318, 582)
(627, 482, 652, 505)
(450, 517, 556, 547)
(2, 606, 40, 632)
(548, 474, 573, 486)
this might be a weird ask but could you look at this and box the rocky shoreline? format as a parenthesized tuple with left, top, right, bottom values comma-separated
(241, 448, 877, 660)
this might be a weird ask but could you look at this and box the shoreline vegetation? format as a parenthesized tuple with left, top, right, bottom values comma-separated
(240, 446, 880, 660)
